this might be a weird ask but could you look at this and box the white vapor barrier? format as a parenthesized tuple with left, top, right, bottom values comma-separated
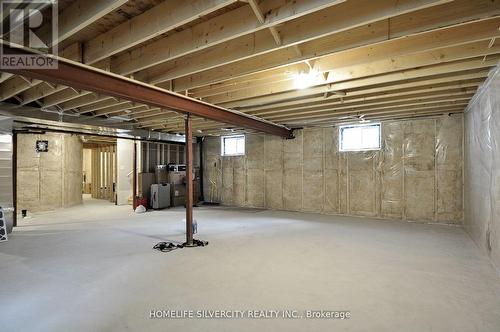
(464, 67, 500, 272)
(17, 133, 83, 213)
(203, 115, 463, 224)
(0, 116, 13, 229)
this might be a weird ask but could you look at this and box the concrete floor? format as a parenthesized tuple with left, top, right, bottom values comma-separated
(1, 198, 499, 332)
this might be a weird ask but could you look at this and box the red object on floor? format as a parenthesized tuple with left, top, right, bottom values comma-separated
(133, 197, 148, 210)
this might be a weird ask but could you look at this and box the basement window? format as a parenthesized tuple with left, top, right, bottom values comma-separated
(339, 123, 381, 152)
(221, 135, 245, 156)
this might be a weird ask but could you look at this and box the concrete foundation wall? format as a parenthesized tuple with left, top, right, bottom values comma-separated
(17, 133, 83, 213)
(464, 67, 500, 273)
(203, 116, 463, 224)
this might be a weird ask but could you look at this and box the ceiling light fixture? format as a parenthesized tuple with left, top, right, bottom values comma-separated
(293, 70, 320, 90)
(293, 61, 323, 90)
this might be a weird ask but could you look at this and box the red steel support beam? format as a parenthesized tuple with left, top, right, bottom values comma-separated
(132, 140, 137, 210)
(1, 45, 293, 138)
(185, 115, 194, 246)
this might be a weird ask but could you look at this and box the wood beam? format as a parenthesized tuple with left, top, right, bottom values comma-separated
(43, 88, 84, 107)
(111, 0, 346, 75)
(0, 73, 13, 84)
(170, 8, 500, 91)
(84, 0, 237, 64)
(249, 87, 478, 118)
(247, 0, 282, 45)
(131, 75, 484, 127)
(60, 93, 108, 111)
(218, 56, 499, 108)
(143, 0, 454, 85)
(37, 0, 129, 45)
(92, 104, 149, 117)
(188, 37, 497, 100)
(77, 99, 128, 114)
(20, 82, 66, 105)
(129, 110, 179, 123)
(284, 106, 468, 126)
(116, 107, 164, 118)
(264, 94, 473, 123)
(0, 76, 40, 101)
(235, 70, 489, 112)
(2, 46, 292, 138)
(274, 98, 472, 123)
(205, 41, 500, 105)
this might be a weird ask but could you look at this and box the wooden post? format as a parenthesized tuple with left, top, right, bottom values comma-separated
(185, 114, 194, 246)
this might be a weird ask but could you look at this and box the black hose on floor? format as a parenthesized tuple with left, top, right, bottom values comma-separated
(153, 239, 209, 253)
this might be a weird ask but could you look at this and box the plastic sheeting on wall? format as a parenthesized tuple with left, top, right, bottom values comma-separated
(464, 66, 500, 272)
(0, 116, 13, 229)
(17, 133, 83, 212)
(203, 115, 464, 224)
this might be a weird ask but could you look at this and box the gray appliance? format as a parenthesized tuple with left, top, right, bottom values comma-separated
(151, 183, 170, 209)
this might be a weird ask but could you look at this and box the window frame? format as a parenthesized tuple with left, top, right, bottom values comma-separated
(220, 134, 245, 156)
(338, 123, 382, 152)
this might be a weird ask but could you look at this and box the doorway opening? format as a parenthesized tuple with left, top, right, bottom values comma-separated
(82, 136, 117, 204)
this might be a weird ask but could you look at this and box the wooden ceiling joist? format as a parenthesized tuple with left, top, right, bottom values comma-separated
(219, 56, 499, 109)
(64, 31, 497, 117)
(36, 0, 129, 45)
(1, 45, 292, 138)
(60, 93, 108, 111)
(262, 95, 475, 123)
(169, 0, 500, 92)
(119, 69, 488, 127)
(91, 104, 149, 118)
(111, 0, 346, 76)
(20, 82, 66, 105)
(172, 16, 500, 96)
(191, 38, 499, 101)
(83, 0, 239, 64)
(43, 88, 84, 108)
(142, 0, 454, 86)
(237, 73, 488, 113)
(248, 88, 479, 118)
